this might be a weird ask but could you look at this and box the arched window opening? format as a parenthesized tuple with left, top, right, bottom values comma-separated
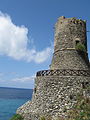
(76, 40, 80, 45)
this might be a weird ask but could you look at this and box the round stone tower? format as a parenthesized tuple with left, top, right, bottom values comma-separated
(17, 17, 90, 120)
(50, 16, 89, 70)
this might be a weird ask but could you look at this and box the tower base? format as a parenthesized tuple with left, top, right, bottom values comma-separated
(17, 73, 90, 120)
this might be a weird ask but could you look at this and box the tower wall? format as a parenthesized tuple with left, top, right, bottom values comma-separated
(17, 75, 90, 120)
(51, 50, 89, 70)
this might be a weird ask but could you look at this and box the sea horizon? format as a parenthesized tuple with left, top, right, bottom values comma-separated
(0, 86, 33, 90)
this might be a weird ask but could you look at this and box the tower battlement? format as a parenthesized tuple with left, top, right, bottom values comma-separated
(56, 16, 86, 26)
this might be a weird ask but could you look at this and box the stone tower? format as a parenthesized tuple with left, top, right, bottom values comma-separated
(17, 17, 90, 120)
(51, 16, 89, 70)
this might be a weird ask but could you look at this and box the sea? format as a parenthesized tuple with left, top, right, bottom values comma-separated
(0, 87, 33, 120)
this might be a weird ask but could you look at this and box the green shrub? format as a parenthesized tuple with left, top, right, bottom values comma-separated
(10, 114, 24, 120)
(75, 43, 86, 52)
(67, 91, 90, 120)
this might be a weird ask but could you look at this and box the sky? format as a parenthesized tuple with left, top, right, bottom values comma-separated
(0, 0, 90, 89)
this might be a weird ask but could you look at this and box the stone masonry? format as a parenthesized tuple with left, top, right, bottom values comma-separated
(17, 17, 90, 120)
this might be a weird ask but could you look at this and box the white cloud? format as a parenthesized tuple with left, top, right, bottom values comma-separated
(0, 11, 52, 63)
(12, 75, 35, 82)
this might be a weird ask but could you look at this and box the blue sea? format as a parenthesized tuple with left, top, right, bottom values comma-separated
(0, 87, 33, 120)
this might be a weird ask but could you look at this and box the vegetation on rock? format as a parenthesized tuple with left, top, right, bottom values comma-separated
(67, 95, 90, 120)
(40, 116, 46, 120)
(10, 114, 24, 120)
(75, 43, 86, 52)
(40, 94, 90, 120)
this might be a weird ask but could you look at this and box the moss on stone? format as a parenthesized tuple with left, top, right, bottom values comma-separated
(75, 43, 86, 52)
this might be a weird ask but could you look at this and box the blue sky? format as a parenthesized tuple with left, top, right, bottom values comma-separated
(0, 0, 90, 89)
